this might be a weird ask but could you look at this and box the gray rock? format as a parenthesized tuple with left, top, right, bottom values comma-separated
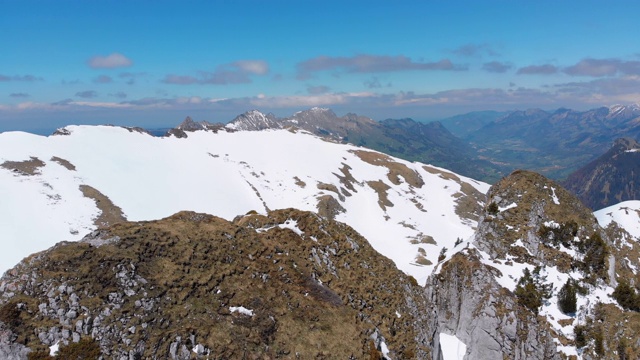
(425, 249, 560, 360)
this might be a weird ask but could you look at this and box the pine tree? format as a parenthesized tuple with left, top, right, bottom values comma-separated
(612, 280, 639, 311)
(514, 267, 551, 312)
(557, 279, 577, 314)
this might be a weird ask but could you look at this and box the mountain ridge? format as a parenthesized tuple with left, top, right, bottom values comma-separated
(563, 137, 640, 210)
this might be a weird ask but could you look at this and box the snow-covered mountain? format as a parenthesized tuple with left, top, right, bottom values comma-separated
(225, 110, 280, 131)
(4, 122, 640, 358)
(0, 125, 488, 285)
(221, 108, 503, 182)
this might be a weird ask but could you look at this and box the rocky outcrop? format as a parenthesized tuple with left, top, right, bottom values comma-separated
(165, 116, 226, 138)
(476, 170, 600, 268)
(426, 249, 560, 360)
(0, 209, 430, 359)
(424, 170, 618, 359)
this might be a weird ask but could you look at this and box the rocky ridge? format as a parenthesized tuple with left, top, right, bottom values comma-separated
(424, 170, 640, 359)
(0, 209, 430, 359)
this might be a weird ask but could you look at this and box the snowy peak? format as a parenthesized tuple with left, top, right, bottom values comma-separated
(225, 110, 280, 131)
(607, 103, 640, 119)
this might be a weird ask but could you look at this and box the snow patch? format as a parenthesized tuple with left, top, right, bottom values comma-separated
(278, 219, 303, 235)
(595, 200, 640, 238)
(229, 306, 254, 316)
(439, 333, 467, 360)
(499, 202, 517, 212)
(49, 341, 59, 356)
(550, 187, 560, 205)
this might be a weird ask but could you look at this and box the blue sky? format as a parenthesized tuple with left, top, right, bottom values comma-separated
(2, 0, 640, 131)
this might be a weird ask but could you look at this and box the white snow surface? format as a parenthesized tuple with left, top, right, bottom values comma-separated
(0, 126, 489, 284)
(595, 200, 640, 238)
(49, 341, 59, 356)
(499, 202, 517, 212)
(229, 306, 254, 316)
(439, 333, 467, 360)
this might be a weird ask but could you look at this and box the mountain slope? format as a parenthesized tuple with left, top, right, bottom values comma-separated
(0, 209, 431, 358)
(563, 138, 640, 210)
(223, 108, 503, 182)
(0, 125, 489, 285)
(438, 110, 507, 138)
(426, 170, 640, 359)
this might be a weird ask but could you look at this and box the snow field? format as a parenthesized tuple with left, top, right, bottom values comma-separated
(0, 126, 488, 286)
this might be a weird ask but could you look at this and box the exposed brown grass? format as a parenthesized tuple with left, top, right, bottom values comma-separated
(333, 162, 358, 192)
(316, 195, 346, 219)
(352, 150, 424, 188)
(317, 182, 345, 201)
(1, 209, 427, 358)
(50, 156, 76, 171)
(367, 180, 394, 211)
(1, 156, 45, 175)
(293, 176, 306, 188)
(79, 185, 126, 228)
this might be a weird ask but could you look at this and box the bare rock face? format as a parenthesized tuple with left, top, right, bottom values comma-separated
(425, 249, 560, 360)
(0, 323, 30, 360)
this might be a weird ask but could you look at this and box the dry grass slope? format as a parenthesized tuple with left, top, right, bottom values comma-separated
(0, 209, 430, 359)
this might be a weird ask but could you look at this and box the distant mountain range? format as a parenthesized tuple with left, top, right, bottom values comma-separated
(159, 104, 640, 184)
(442, 104, 640, 180)
(563, 138, 640, 210)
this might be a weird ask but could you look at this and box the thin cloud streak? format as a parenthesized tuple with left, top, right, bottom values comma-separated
(0, 74, 43, 82)
(93, 75, 113, 84)
(296, 54, 466, 79)
(87, 53, 133, 69)
(564, 58, 640, 77)
(75, 90, 98, 99)
(482, 61, 512, 73)
(163, 60, 270, 85)
(451, 43, 500, 57)
(517, 64, 558, 75)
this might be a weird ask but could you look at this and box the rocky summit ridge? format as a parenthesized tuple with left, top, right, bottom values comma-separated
(0, 209, 431, 359)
